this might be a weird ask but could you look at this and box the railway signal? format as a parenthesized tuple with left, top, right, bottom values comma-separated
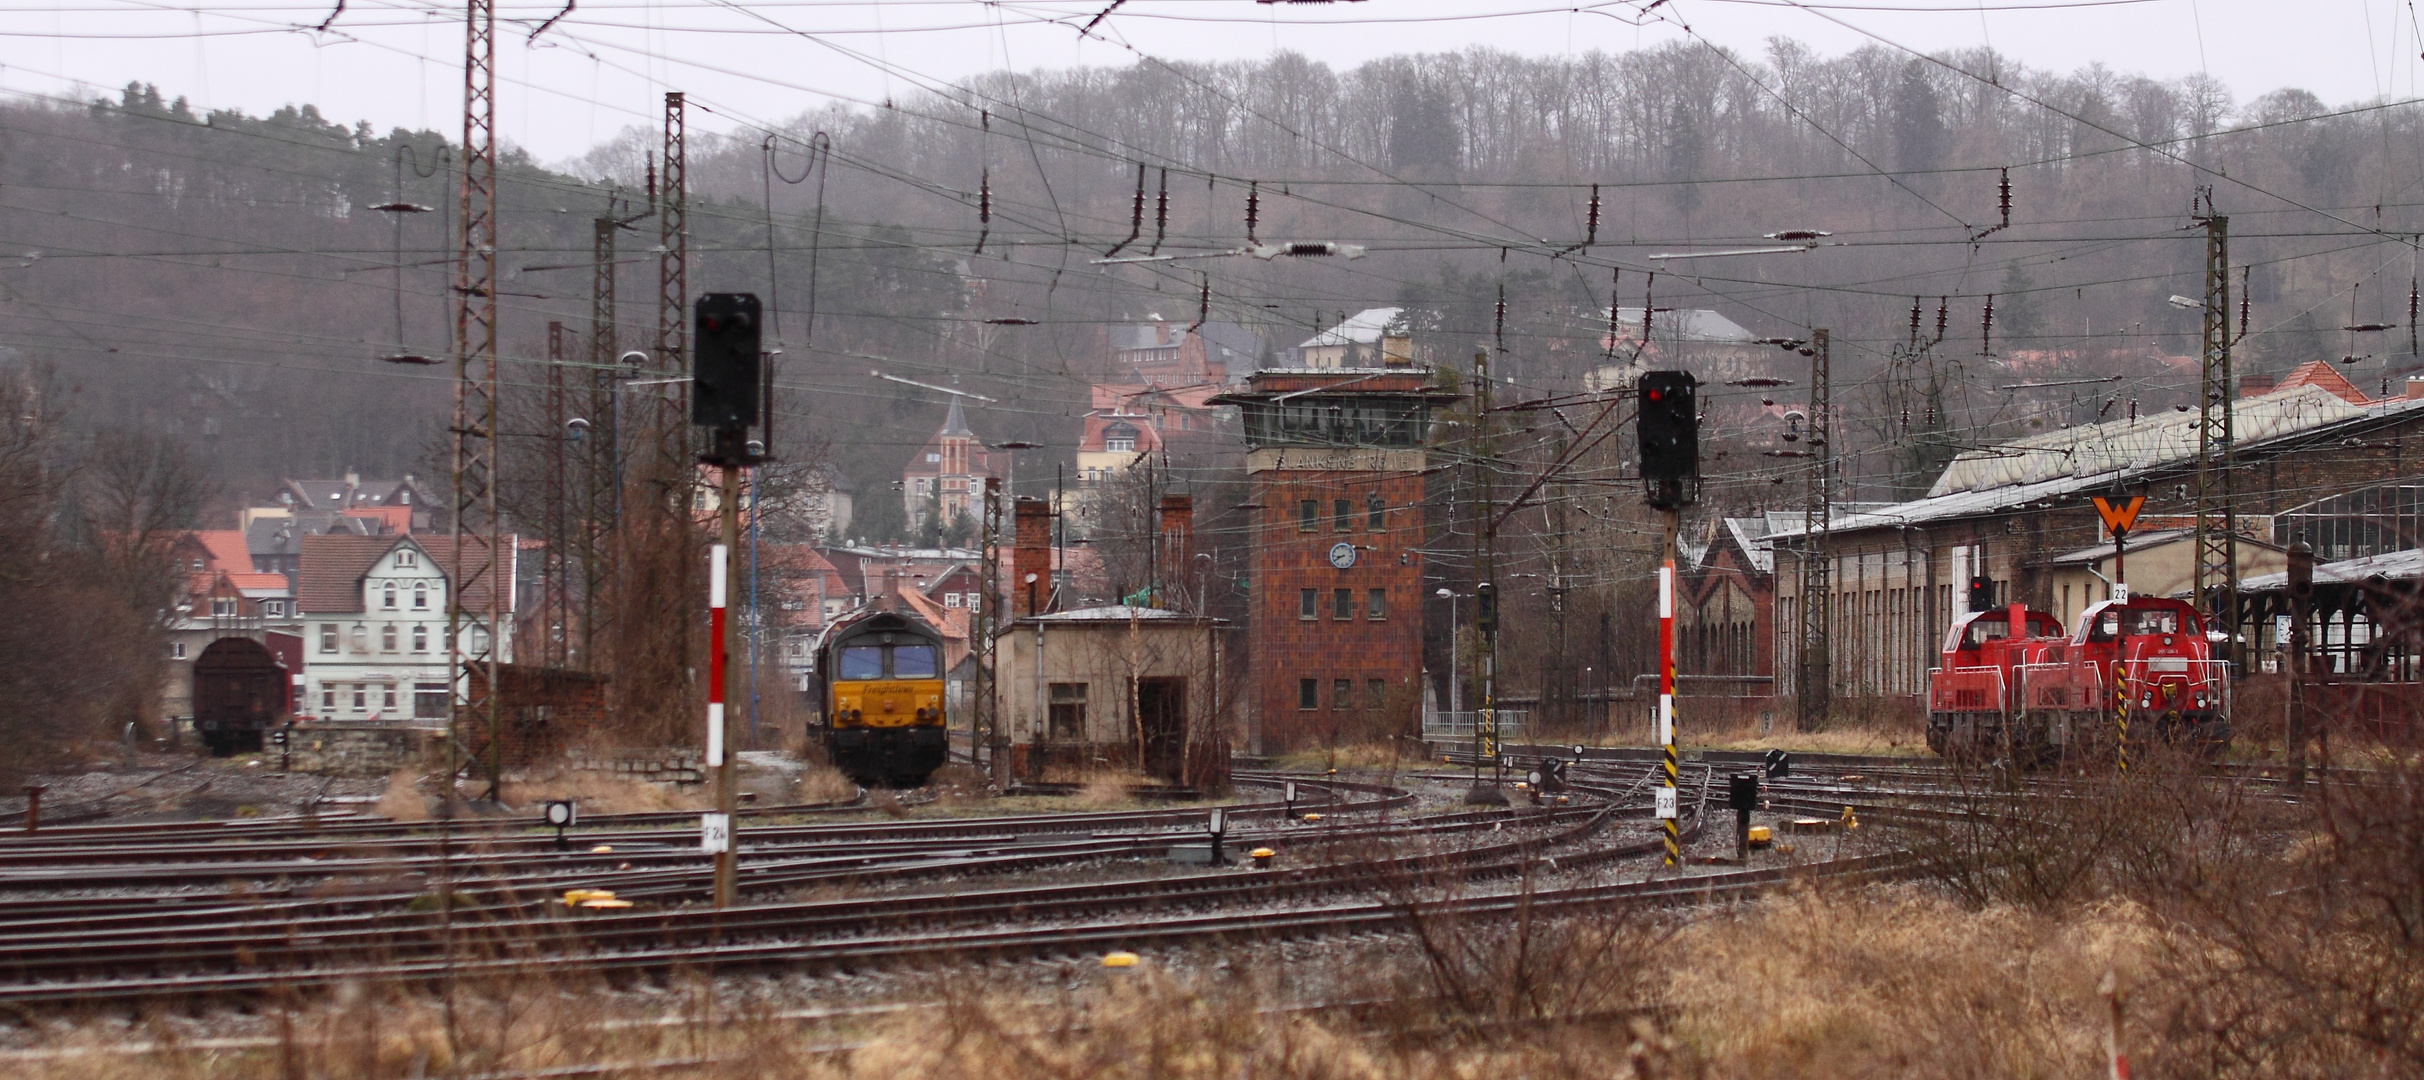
(545, 799, 578, 849)
(693, 293, 763, 464)
(1728, 773, 1760, 862)
(1638, 370, 1700, 510)
(695, 292, 769, 910)
(1638, 369, 1699, 870)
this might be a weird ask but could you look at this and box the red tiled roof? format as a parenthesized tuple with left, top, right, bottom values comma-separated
(298, 533, 512, 615)
(344, 507, 414, 533)
(896, 588, 972, 671)
(226, 572, 290, 591)
(192, 530, 251, 570)
(2273, 360, 2371, 404)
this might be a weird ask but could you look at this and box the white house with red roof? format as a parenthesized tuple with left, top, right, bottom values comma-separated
(295, 533, 515, 724)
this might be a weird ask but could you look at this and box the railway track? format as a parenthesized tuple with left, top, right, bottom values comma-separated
(0, 845, 1897, 1007)
(0, 767, 1715, 1005)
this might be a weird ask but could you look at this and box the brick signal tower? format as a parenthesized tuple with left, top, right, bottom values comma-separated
(1212, 365, 1457, 751)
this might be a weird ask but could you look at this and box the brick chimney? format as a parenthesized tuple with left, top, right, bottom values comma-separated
(880, 566, 902, 611)
(1013, 497, 1052, 617)
(2406, 376, 2424, 400)
(1158, 495, 1194, 605)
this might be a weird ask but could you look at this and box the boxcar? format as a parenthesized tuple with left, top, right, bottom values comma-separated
(192, 637, 291, 756)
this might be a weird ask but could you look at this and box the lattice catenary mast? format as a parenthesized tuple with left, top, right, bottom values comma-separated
(450, 0, 504, 800)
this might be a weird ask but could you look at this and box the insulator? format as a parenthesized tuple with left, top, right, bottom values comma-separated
(1604, 267, 1621, 358)
(1149, 168, 1169, 255)
(1640, 273, 1655, 344)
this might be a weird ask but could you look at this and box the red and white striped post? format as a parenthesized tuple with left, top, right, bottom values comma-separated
(1656, 541, 1680, 867)
(705, 538, 736, 907)
(708, 542, 728, 766)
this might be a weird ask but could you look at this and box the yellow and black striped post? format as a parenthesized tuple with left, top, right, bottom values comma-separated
(2112, 661, 2129, 774)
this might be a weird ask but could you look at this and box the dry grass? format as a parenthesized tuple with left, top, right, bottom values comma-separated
(507, 770, 711, 815)
(1689, 722, 1929, 756)
(1271, 740, 1416, 773)
(1669, 885, 2147, 1078)
(372, 769, 427, 822)
(1072, 769, 1151, 808)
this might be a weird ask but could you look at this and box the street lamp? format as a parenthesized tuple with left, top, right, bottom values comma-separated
(1435, 587, 1464, 719)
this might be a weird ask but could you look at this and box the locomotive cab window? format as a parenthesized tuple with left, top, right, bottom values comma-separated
(892, 644, 939, 678)
(2091, 608, 2184, 641)
(837, 643, 938, 679)
(837, 646, 885, 680)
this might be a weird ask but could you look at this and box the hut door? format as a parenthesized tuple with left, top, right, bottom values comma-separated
(1136, 678, 1186, 781)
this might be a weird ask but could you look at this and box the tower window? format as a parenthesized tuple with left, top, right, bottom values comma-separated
(1299, 589, 1318, 620)
(1367, 494, 1385, 530)
(1367, 588, 1387, 620)
(1333, 679, 1353, 709)
(1333, 499, 1351, 531)
(1297, 499, 1318, 531)
(1333, 588, 1353, 620)
(1298, 678, 1318, 710)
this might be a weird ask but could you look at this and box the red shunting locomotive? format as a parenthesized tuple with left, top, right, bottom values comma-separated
(1926, 596, 2230, 765)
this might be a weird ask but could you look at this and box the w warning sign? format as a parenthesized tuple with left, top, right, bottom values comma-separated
(2092, 495, 2145, 536)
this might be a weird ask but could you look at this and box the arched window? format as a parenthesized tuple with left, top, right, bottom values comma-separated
(382, 582, 397, 609)
(413, 581, 429, 609)
(349, 624, 369, 652)
(412, 624, 428, 652)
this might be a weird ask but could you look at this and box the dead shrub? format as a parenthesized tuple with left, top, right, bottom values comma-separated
(1395, 899, 1661, 1031)
(2135, 755, 2424, 1077)
(1896, 745, 2272, 912)
(793, 761, 859, 804)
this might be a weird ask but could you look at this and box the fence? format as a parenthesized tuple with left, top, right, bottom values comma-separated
(1421, 709, 1531, 740)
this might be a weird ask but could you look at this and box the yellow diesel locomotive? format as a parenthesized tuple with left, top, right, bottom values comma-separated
(813, 608, 948, 787)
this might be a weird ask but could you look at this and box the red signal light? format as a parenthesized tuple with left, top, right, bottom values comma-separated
(1646, 388, 1663, 401)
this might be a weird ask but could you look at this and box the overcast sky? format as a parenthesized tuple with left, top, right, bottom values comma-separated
(2, 0, 2418, 165)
